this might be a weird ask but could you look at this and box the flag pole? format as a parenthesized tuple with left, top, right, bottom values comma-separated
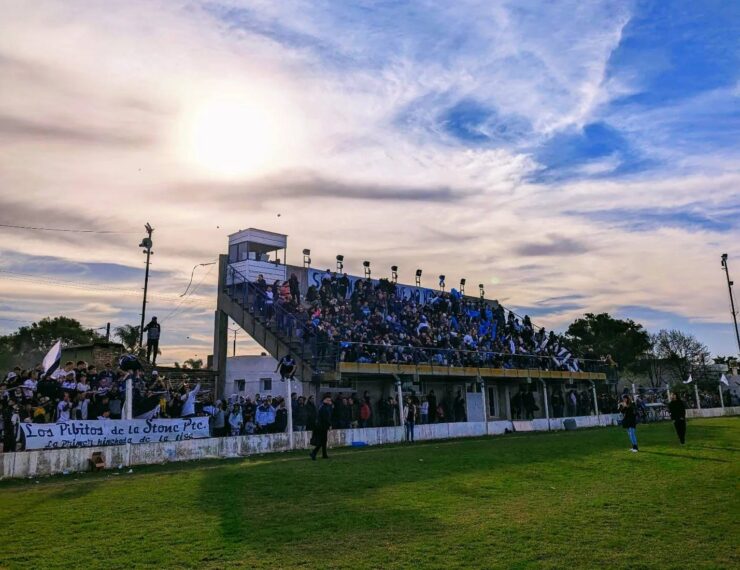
(719, 381, 725, 409)
(694, 382, 701, 410)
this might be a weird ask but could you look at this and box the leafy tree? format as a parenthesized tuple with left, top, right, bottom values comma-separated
(0, 316, 103, 369)
(114, 324, 141, 353)
(183, 358, 203, 369)
(565, 313, 651, 371)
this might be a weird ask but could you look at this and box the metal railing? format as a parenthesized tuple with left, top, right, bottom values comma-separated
(334, 341, 608, 375)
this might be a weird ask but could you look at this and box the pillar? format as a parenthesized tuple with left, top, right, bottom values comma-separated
(213, 309, 229, 400)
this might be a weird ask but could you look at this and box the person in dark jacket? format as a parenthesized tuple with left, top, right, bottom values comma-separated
(305, 395, 317, 431)
(142, 317, 161, 364)
(667, 393, 687, 444)
(310, 394, 333, 460)
(522, 388, 536, 420)
(274, 401, 288, 433)
(293, 396, 308, 431)
(618, 395, 639, 452)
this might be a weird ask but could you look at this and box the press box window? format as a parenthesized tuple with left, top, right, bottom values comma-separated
(235, 379, 246, 392)
(261, 378, 272, 392)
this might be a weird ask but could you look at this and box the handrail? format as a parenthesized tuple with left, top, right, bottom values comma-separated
(333, 341, 607, 373)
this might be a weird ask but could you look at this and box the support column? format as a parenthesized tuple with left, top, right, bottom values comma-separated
(540, 378, 550, 431)
(395, 377, 405, 439)
(286, 377, 294, 449)
(504, 384, 511, 420)
(591, 381, 599, 418)
(479, 376, 489, 435)
(694, 382, 701, 410)
(719, 383, 725, 409)
(213, 309, 229, 401)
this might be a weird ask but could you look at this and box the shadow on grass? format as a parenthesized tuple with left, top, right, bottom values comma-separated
(195, 428, 623, 558)
(639, 450, 729, 463)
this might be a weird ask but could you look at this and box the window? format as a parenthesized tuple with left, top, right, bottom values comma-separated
(237, 242, 249, 261)
(228, 244, 238, 263)
(261, 377, 272, 392)
(235, 379, 245, 392)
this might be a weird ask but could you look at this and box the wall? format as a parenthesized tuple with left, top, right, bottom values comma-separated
(2, 407, 738, 480)
(224, 355, 305, 400)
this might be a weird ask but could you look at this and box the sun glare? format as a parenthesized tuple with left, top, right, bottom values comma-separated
(182, 96, 279, 178)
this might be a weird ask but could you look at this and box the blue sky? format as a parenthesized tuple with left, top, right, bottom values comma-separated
(0, 0, 738, 360)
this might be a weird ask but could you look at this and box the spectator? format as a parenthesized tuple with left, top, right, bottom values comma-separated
(56, 393, 72, 422)
(228, 404, 243, 436)
(275, 401, 288, 433)
(143, 316, 161, 365)
(293, 396, 308, 432)
(309, 394, 333, 461)
(404, 397, 416, 443)
(255, 398, 276, 433)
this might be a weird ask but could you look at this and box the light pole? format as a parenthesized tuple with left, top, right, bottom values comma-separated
(138, 223, 154, 351)
(720, 254, 740, 354)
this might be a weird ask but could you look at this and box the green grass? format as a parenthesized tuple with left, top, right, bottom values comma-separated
(1, 418, 738, 569)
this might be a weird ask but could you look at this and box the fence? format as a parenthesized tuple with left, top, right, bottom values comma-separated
(2, 407, 738, 480)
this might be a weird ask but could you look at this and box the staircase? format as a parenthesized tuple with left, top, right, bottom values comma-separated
(215, 257, 333, 384)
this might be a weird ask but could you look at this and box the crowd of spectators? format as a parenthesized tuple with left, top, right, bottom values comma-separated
(248, 271, 591, 372)
(0, 360, 217, 452)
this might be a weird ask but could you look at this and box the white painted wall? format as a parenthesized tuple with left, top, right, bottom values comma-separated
(224, 355, 305, 400)
(2, 407, 737, 480)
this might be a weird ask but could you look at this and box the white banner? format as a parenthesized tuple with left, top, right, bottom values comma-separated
(20, 418, 211, 450)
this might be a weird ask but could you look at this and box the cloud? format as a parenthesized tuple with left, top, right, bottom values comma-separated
(513, 235, 591, 257)
(0, 0, 738, 360)
(0, 114, 151, 146)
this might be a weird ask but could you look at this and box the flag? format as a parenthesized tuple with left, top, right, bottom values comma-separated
(42, 339, 62, 376)
(683, 375, 693, 384)
(135, 405, 160, 420)
(720, 374, 729, 386)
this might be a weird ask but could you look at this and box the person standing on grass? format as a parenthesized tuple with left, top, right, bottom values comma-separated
(618, 394, 639, 452)
(668, 393, 687, 445)
(310, 394, 333, 460)
(403, 397, 417, 443)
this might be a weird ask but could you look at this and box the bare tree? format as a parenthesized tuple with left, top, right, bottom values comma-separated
(652, 329, 710, 384)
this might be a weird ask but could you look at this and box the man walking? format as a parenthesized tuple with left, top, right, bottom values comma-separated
(143, 316, 161, 364)
(668, 392, 687, 445)
(310, 394, 333, 460)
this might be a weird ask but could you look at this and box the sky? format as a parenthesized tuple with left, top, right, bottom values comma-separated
(0, 0, 739, 363)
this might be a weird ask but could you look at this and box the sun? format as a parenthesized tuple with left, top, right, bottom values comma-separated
(182, 96, 278, 178)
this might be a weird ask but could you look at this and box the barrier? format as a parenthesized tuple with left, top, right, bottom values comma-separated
(2, 407, 738, 480)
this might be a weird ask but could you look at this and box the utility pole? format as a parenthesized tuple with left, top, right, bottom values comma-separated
(138, 223, 154, 351)
(231, 328, 238, 357)
(105, 322, 110, 341)
(720, 254, 740, 354)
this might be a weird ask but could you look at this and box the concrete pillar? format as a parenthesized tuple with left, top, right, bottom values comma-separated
(286, 377, 294, 449)
(719, 383, 725, 409)
(540, 378, 550, 430)
(395, 377, 405, 438)
(479, 376, 489, 435)
(694, 382, 701, 409)
(213, 309, 229, 400)
(504, 384, 511, 420)
(591, 381, 599, 417)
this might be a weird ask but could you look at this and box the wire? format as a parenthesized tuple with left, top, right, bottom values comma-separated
(180, 261, 217, 297)
(160, 264, 216, 323)
(0, 223, 138, 234)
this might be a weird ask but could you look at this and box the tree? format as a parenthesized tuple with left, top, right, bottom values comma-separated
(652, 329, 711, 386)
(565, 313, 651, 371)
(183, 358, 203, 369)
(114, 324, 141, 353)
(1, 317, 103, 368)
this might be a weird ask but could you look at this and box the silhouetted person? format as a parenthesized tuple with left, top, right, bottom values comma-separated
(143, 316, 161, 364)
(668, 392, 687, 445)
(310, 394, 333, 460)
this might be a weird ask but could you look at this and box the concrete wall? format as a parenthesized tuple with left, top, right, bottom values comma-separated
(2, 407, 738, 480)
(224, 355, 306, 400)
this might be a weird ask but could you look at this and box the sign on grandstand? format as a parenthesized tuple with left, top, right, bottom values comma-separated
(308, 268, 440, 304)
(20, 418, 211, 450)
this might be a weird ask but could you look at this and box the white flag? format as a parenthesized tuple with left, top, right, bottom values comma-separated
(135, 404, 160, 420)
(683, 374, 693, 384)
(720, 374, 729, 386)
(42, 339, 62, 376)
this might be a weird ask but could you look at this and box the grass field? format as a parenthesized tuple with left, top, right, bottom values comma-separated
(1, 417, 738, 569)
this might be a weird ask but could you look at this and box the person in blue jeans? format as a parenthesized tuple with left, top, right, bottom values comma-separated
(403, 397, 417, 443)
(619, 395, 639, 452)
